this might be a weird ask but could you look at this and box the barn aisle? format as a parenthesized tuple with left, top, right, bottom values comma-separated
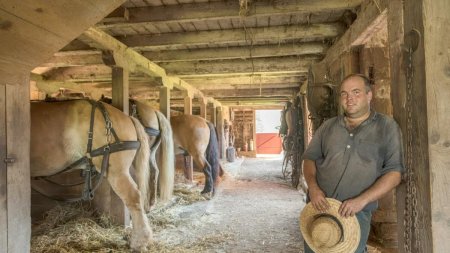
(155, 155, 306, 252)
(209, 155, 306, 252)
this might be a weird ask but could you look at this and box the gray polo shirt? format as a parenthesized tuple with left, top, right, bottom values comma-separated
(302, 111, 404, 211)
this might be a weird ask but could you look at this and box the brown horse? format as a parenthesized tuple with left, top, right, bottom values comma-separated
(99, 97, 175, 209)
(31, 100, 156, 251)
(170, 115, 221, 195)
(131, 99, 174, 206)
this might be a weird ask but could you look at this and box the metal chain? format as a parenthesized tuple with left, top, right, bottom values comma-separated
(105, 119, 113, 146)
(403, 43, 420, 252)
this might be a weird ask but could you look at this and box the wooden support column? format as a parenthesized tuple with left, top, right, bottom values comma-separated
(111, 66, 129, 113)
(216, 106, 225, 159)
(183, 93, 193, 182)
(199, 97, 207, 119)
(184, 95, 193, 115)
(391, 0, 450, 252)
(0, 79, 31, 253)
(160, 86, 170, 118)
(210, 103, 217, 126)
(94, 65, 130, 226)
(387, 2, 408, 251)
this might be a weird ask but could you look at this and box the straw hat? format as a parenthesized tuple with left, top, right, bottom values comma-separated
(299, 198, 360, 253)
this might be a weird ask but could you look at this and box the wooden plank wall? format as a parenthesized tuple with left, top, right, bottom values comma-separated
(0, 84, 7, 253)
(387, 0, 408, 251)
(422, 0, 450, 251)
(389, 0, 450, 251)
(2, 82, 31, 253)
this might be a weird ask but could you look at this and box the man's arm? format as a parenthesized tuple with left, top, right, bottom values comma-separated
(303, 159, 330, 211)
(338, 171, 402, 217)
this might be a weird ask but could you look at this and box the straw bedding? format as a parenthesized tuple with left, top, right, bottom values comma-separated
(31, 184, 226, 253)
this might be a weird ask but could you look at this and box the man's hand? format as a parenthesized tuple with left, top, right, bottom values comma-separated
(308, 186, 330, 212)
(338, 197, 367, 217)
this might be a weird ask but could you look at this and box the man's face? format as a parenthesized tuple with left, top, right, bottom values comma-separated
(339, 77, 372, 118)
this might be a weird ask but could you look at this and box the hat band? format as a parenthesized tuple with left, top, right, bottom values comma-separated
(313, 213, 345, 243)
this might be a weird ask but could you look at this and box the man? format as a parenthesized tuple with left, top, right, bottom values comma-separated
(302, 74, 404, 253)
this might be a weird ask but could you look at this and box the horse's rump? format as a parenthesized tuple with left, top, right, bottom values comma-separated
(171, 115, 221, 194)
(30, 99, 154, 250)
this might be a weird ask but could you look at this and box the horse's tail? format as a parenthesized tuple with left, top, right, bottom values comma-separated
(206, 122, 220, 184)
(155, 111, 174, 201)
(130, 117, 151, 209)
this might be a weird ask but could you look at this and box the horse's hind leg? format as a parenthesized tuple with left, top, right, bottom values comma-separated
(148, 143, 159, 209)
(107, 167, 152, 251)
(192, 154, 213, 195)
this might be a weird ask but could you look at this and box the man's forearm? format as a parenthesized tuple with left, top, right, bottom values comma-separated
(303, 159, 319, 190)
(358, 171, 402, 204)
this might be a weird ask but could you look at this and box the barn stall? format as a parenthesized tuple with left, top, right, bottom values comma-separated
(1, 0, 449, 252)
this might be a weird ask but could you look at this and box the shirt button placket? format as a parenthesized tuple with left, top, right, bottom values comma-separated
(347, 133, 353, 149)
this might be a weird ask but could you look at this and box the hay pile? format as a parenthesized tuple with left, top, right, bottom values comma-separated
(147, 184, 207, 231)
(31, 185, 229, 252)
(173, 184, 208, 205)
(31, 203, 129, 253)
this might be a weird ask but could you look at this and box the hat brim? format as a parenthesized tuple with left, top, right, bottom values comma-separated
(299, 198, 360, 253)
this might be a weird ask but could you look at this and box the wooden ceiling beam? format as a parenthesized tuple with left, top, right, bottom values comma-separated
(184, 76, 304, 87)
(142, 43, 328, 62)
(177, 71, 308, 79)
(42, 42, 326, 67)
(216, 97, 290, 106)
(160, 56, 318, 76)
(132, 87, 297, 99)
(322, 0, 389, 64)
(80, 27, 220, 104)
(41, 51, 103, 68)
(115, 23, 344, 50)
(97, 0, 362, 29)
(191, 82, 301, 90)
(201, 87, 298, 98)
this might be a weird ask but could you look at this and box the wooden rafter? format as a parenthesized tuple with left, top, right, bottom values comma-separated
(98, 0, 362, 29)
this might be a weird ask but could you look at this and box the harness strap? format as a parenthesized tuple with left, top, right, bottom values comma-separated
(130, 100, 161, 137)
(32, 99, 140, 202)
(90, 141, 140, 157)
(144, 127, 160, 136)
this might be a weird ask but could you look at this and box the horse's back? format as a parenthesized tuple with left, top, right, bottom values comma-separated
(30, 100, 136, 176)
(170, 115, 209, 154)
(134, 100, 159, 130)
(31, 100, 92, 176)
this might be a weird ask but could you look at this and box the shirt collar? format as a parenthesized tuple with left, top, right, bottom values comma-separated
(338, 110, 378, 128)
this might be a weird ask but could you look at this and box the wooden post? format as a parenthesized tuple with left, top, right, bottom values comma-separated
(388, 0, 450, 251)
(184, 95, 192, 115)
(0, 80, 31, 253)
(160, 86, 170, 118)
(95, 65, 130, 226)
(111, 66, 129, 113)
(391, 0, 449, 252)
(0, 84, 6, 253)
(387, 1, 408, 250)
(210, 102, 217, 126)
(183, 94, 193, 182)
(216, 106, 225, 159)
(199, 97, 207, 119)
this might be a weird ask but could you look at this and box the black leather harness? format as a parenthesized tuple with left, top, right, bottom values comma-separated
(130, 101, 161, 137)
(32, 100, 140, 202)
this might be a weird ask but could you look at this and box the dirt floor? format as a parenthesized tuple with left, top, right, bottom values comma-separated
(31, 154, 385, 252)
(155, 154, 307, 252)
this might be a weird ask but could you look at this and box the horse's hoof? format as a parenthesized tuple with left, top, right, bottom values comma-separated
(130, 229, 152, 252)
(200, 188, 211, 195)
(201, 192, 213, 200)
